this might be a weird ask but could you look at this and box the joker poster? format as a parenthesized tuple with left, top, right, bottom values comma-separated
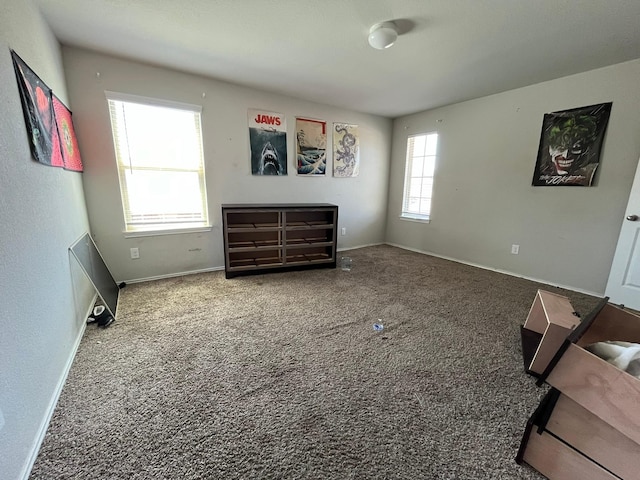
(532, 102, 612, 186)
(248, 109, 287, 175)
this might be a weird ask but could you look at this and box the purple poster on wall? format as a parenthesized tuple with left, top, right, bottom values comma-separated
(11, 50, 63, 168)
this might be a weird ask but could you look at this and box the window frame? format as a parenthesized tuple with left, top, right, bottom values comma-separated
(105, 91, 210, 236)
(400, 132, 438, 223)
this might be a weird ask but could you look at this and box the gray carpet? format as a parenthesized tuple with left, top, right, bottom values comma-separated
(30, 245, 600, 479)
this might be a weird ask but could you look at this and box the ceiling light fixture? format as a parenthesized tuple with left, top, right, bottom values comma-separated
(368, 22, 398, 50)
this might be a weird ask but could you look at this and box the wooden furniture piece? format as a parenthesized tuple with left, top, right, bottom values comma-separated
(222, 204, 338, 278)
(520, 290, 580, 375)
(518, 390, 623, 480)
(518, 294, 640, 479)
(542, 301, 640, 446)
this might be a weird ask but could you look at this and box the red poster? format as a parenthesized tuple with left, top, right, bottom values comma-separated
(53, 95, 84, 172)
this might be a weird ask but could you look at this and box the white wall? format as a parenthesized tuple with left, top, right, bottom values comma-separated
(62, 47, 392, 282)
(386, 60, 640, 295)
(0, 2, 94, 479)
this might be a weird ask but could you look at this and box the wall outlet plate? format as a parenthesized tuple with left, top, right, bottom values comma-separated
(130, 247, 140, 259)
(511, 244, 520, 255)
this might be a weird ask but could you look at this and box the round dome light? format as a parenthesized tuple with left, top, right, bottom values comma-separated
(368, 22, 398, 50)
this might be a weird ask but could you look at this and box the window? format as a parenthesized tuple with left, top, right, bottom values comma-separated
(401, 132, 438, 222)
(106, 92, 209, 234)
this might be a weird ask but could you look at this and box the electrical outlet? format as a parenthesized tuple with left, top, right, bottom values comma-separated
(341, 227, 346, 236)
(130, 247, 140, 259)
(511, 244, 520, 255)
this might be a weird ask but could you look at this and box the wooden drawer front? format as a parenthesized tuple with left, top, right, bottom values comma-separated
(522, 290, 578, 375)
(546, 343, 640, 446)
(226, 210, 281, 229)
(547, 394, 640, 479)
(523, 430, 619, 480)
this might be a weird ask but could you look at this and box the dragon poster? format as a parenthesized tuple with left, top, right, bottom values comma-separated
(295, 117, 326, 175)
(333, 123, 359, 177)
(532, 102, 612, 186)
(248, 109, 287, 175)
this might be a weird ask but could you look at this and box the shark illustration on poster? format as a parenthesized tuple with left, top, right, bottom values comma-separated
(248, 109, 287, 175)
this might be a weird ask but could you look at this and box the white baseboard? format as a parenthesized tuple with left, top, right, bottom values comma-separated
(120, 242, 601, 298)
(120, 245, 386, 285)
(337, 242, 384, 252)
(21, 295, 96, 480)
(121, 265, 225, 285)
(385, 242, 602, 298)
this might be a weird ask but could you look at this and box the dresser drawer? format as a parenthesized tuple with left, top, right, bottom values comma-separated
(545, 393, 640, 479)
(542, 302, 640, 446)
(521, 427, 618, 480)
(521, 289, 579, 375)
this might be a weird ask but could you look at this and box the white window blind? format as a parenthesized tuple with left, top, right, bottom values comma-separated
(401, 133, 438, 221)
(106, 93, 209, 233)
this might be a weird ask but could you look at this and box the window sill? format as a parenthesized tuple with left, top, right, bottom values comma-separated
(400, 214, 430, 224)
(123, 225, 212, 238)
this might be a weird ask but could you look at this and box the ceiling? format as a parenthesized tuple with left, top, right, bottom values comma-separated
(33, 0, 640, 118)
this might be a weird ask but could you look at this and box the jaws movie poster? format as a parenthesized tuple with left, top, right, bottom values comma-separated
(248, 109, 287, 175)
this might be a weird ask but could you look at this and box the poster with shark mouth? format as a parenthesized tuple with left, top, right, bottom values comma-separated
(532, 102, 612, 186)
(248, 109, 287, 175)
